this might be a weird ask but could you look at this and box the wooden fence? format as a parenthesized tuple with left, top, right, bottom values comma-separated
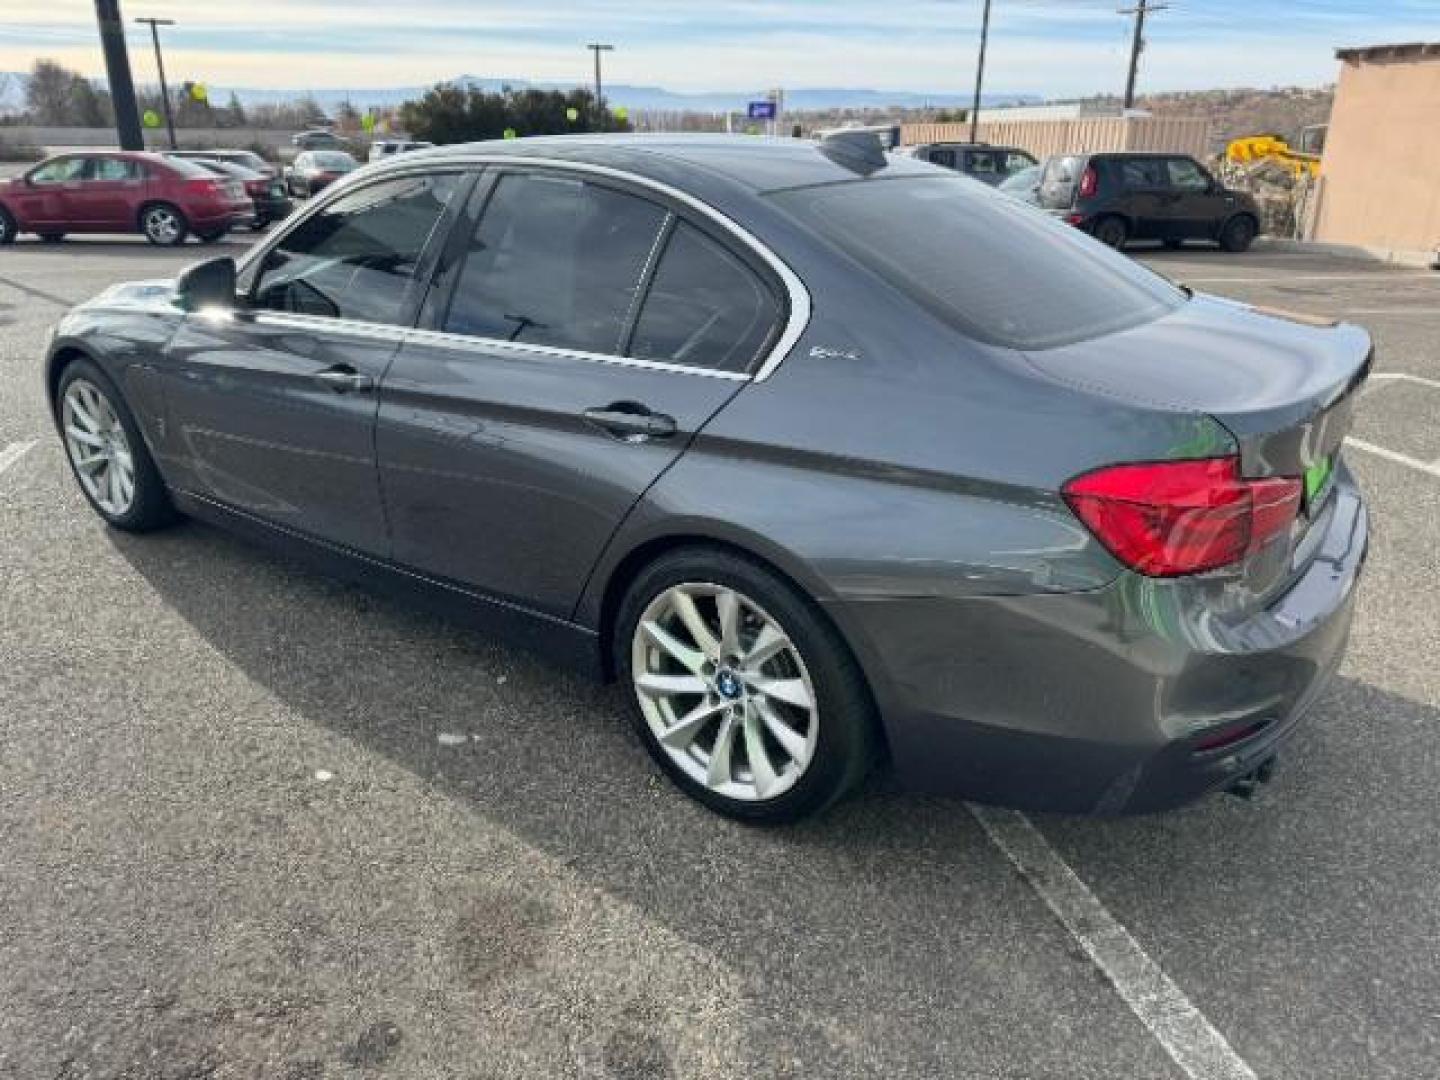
(900, 117, 1213, 160)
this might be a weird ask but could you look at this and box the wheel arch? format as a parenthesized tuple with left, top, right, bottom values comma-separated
(45, 342, 99, 420)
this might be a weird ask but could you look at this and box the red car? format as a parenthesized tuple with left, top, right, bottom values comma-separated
(0, 150, 252, 246)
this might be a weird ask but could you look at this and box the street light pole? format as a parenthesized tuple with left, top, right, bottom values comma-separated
(135, 16, 177, 149)
(1119, 0, 1167, 110)
(969, 0, 992, 144)
(94, 0, 143, 150)
(587, 42, 614, 112)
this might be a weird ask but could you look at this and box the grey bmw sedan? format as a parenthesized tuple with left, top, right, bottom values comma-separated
(44, 134, 1369, 822)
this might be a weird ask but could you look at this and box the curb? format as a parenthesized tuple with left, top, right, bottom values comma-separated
(1255, 237, 1439, 270)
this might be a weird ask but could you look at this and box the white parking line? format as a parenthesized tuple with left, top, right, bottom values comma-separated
(1344, 437, 1440, 478)
(1180, 273, 1437, 285)
(0, 440, 38, 478)
(1368, 372, 1440, 391)
(969, 805, 1258, 1080)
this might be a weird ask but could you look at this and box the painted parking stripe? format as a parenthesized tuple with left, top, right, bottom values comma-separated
(0, 440, 37, 478)
(1179, 273, 1438, 285)
(968, 805, 1258, 1080)
(1367, 372, 1440, 391)
(1344, 437, 1440, 478)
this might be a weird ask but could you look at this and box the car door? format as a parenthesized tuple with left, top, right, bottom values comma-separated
(1115, 157, 1169, 239)
(160, 171, 468, 556)
(11, 156, 86, 229)
(376, 167, 784, 618)
(1164, 156, 1227, 239)
(66, 156, 144, 231)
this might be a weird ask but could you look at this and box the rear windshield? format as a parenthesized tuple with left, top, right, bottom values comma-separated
(770, 175, 1183, 349)
(163, 156, 216, 179)
(313, 152, 354, 168)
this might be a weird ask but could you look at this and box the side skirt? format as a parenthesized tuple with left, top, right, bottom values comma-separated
(171, 490, 606, 679)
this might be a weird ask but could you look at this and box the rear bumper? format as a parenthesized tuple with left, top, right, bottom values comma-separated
(187, 199, 252, 230)
(830, 473, 1368, 814)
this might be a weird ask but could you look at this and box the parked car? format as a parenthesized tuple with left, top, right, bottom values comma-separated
(42, 134, 1369, 823)
(1036, 151, 1262, 251)
(168, 148, 278, 181)
(171, 156, 293, 231)
(0, 150, 251, 246)
(368, 139, 436, 163)
(902, 142, 1037, 186)
(291, 129, 347, 151)
(286, 150, 360, 198)
(997, 163, 1042, 204)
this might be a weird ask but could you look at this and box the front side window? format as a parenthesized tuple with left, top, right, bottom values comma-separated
(1004, 151, 1037, 175)
(1120, 158, 1165, 190)
(443, 173, 666, 354)
(252, 173, 459, 324)
(771, 175, 1184, 350)
(29, 158, 85, 185)
(1166, 158, 1210, 192)
(966, 151, 1000, 176)
(630, 221, 780, 373)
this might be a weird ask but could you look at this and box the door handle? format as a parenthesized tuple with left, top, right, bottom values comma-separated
(583, 402, 678, 441)
(312, 365, 375, 393)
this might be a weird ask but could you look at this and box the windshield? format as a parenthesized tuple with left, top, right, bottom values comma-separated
(769, 175, 1185, 350)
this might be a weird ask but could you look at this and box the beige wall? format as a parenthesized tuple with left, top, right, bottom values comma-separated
(901, 117, 1211, 161)
(1314, 54, 1440, 254)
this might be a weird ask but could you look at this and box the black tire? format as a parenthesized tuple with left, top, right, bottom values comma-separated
(196, 228, 229, 244)
(1092, 215, 1129, 250)
(249, 216, 270, 232)
(139, 202, 189, 246)
(614, 546, 879, 824)
(1163, 238, 1184, 250)
(55, 357, 180, 532)
(1219, 215, 1257, 253)
(0, 205, 16, 245)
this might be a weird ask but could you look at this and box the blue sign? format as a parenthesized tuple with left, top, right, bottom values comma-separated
(747, 101, 777, 120)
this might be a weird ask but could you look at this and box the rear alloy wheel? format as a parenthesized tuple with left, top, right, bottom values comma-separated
(140, 203, 188, 246)
(1092, 216, 1129, 250)
(0, 207, 16, 245)
(618, 549, 877, 823)
(1220, 215, 1257, 253)
(57, 360, 178, 532)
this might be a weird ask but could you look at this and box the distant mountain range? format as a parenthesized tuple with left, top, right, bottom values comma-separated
(0, 70, 1037, 116)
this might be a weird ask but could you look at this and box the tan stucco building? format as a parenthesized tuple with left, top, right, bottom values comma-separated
(1313, 42, 1440, 260)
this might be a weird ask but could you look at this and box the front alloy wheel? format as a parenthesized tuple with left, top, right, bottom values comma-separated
(62, 378, 135, 516)
(632, 583, 819, 803)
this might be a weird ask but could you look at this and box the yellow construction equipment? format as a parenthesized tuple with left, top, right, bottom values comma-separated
(1225, 130, 1323, 178)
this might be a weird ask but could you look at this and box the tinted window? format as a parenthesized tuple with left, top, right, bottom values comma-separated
(164, 156, 217, 179)
(965, 151, 1000, 176)
(929, 149, 957, 169)
(29, 158, 85, 184)
(1166, 158, 1210, 192)
(443, 173, 666, 354)
(771, 175, 1184, 350)
(1003, 151, 1037, 174)
(312, 152, 356, 169)
(252, 173, 459, 324)
(88, 157, 140, 181)
(1119, 158, 1165, 189)
(630, 221, 780, 373)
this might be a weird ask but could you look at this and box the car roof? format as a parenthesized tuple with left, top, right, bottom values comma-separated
(378, 133, 939, 195)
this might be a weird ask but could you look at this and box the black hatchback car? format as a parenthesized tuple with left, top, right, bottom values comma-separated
(1036, 152, 1261, 252)
(901, 142, 1037, 186)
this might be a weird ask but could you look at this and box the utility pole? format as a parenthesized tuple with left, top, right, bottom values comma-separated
(135, 16, 176, 149)
(587, 42, 614, 112)
(94, 0, 143, 150)
(969, 0, 992, 144)
(1119, 0, 1167, 110)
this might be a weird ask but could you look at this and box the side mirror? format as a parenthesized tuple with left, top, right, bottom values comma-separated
(175, 256, 237, 312)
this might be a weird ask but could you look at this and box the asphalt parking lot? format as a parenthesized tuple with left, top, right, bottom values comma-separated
(2, 235, 1438, 1080)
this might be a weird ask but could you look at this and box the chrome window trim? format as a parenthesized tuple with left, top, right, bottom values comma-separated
(236, 154, 812, 383)
(247, 310, 410, 344)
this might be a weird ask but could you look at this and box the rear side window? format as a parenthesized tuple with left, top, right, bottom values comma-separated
(630, 221, 780, 373)
(443, 173, 666, 354)
(88, 157, 141, 181)
(252, 173, 459, 324)
(771, 175, 1184, 350)
(164, 156, 217, 179)
(1119, 158, 1165, 190)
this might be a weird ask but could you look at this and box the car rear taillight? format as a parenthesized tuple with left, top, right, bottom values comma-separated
(185, 177, 223, 194)
(1078, 164, 1098, 199)
(1062, 457, 1301, 577)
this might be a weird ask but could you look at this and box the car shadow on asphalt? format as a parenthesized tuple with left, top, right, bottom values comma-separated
(106, 517, 1440, 1077)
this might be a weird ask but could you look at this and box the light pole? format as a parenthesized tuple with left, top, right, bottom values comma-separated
(94, 0, 143, 150)
(135, 15, 176, 149)
(1119, 0, 1167, 110)
(969, 0, 992, 143)
(587, 42, 614, 113)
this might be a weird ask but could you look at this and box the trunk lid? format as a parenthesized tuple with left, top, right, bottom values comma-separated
(1023, 292, 1371, 479)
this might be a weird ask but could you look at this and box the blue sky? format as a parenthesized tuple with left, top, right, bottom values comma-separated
(0, 1, 1435, 97)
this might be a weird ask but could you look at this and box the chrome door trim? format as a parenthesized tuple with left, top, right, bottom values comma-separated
(236, 153, 813, 383)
